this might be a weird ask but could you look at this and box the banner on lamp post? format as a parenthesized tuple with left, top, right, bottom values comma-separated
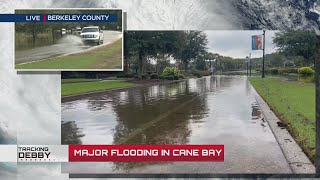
(252, 35, 263, 50)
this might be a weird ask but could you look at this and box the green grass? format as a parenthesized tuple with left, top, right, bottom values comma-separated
(16, 38, 122, 70)
(62, 80, 136, 96)
(249, 77, 315, 161)
(62, 78, 102, 84)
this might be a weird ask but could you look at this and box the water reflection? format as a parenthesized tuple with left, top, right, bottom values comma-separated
(61, 121, 85, 144)
(62, 76, 287, 173)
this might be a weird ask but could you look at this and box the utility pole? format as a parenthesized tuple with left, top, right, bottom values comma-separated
(262, 30, 266, 78)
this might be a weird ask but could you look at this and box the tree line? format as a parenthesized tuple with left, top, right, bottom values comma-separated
(62, 30, 319, 80)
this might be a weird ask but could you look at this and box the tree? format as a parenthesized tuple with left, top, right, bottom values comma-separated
(126, 31, 185, 79)
(269, 53, 284, 67)
(175, 31, 208, 71)
(293, 56, 306, 67)
(273, 31, 319, 66)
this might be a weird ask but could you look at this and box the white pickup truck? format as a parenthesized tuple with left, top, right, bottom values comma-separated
(80, 26, 104, 45)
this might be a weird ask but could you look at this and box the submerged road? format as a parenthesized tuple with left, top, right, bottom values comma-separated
(15, 30, 122, 65)
(61, 76, 292, 174)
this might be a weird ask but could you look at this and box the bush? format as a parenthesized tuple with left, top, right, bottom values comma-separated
(173, 75, 179, 80)
(287, 68, 298, 74)
(255, 68, 261, 72)
(298, 67, 315, 76)
(191, 69, 203, 78)
(162, 67, 178, 76)
(201, 71, 211, 76)
(179, 74, 184, 79)
(159, 75, 165, 80)
(279, 68, 299, 74)
(150, 73, 159, 79)
(117, 73, 135, 78)
(194, 72, 202, 78)
(264, 68, 279, 75)
(165, 76, 174, 80)
(278, 69, 286, 75)
(116, 74, 126, 78)
(270, 68, 279, 75)
(142, 74, 149, 79)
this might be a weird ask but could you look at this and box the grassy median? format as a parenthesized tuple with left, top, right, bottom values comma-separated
(249, 77, 315, 161)
(62, 79, 102, 84)
(62, 80, 136, 96)
(16, 38, 122, 70)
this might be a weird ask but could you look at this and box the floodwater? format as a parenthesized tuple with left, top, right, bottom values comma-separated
(15, 35, 88, 64)
(15, 31, 122, 64)
(61, 76, 292, 174)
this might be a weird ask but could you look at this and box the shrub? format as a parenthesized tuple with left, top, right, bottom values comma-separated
(150, 73, 159, 79)
(201, 71, 211, 76)
(279, 69, 286, 75)
(255, 68, 261, 72)
(191, 70, 203, 78)
(173, 75, 179, 80)
(159, 75, 165, 80)
(264, 68, 279, 75)
(142, 74, 149, 79)
(162, 67, 178, 76)
(165, 76, 174, 80)
(117, 73, 135, 78)
(288, 68, 298, 74)
(116, 74, 126, 78)
(179, 74, 184, 79)
(279, 68, 298, 74)
(270, 68, 279, 75)
(298, 67, 315, 76)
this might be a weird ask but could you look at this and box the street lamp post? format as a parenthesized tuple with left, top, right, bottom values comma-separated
(246, 60, 249, 76)
(262, 30, 266, 78)
(246, 55, 251, 77)
(249, 53, 252, 77)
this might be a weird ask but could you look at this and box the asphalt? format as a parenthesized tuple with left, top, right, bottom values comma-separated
(15, 30, 122, 65)
(61, 76, 296, 174)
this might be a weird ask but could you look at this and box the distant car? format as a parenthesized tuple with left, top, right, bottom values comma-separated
(75, 26, 82, 35)
(61, 28, 67, 35)
(80, 26, 104, 45)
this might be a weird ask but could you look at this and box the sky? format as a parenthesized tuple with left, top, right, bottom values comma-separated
(205, 30, 279, 59)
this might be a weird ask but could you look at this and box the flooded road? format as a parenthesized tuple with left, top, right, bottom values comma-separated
(15, 31, 122, 64)
(62, 76, 292, 174)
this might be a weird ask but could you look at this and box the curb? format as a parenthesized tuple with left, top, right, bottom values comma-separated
(249, 82, 315, 174)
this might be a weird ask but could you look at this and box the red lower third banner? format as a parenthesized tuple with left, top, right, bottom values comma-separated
(69, 145, 224, 162)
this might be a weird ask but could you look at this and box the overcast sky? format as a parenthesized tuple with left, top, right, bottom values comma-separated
(205, 30, 279, 59)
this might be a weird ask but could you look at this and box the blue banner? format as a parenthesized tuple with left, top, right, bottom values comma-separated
(252, 35, 263, 50)
(0, 14, 118, 22)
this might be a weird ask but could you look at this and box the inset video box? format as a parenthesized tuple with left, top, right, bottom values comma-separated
(14, 9, 123, 71)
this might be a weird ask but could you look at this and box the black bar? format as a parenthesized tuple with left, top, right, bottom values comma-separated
(316, 35, 320, 174)
(262, 30, 266, 78)
(69, 173, 319, 178)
